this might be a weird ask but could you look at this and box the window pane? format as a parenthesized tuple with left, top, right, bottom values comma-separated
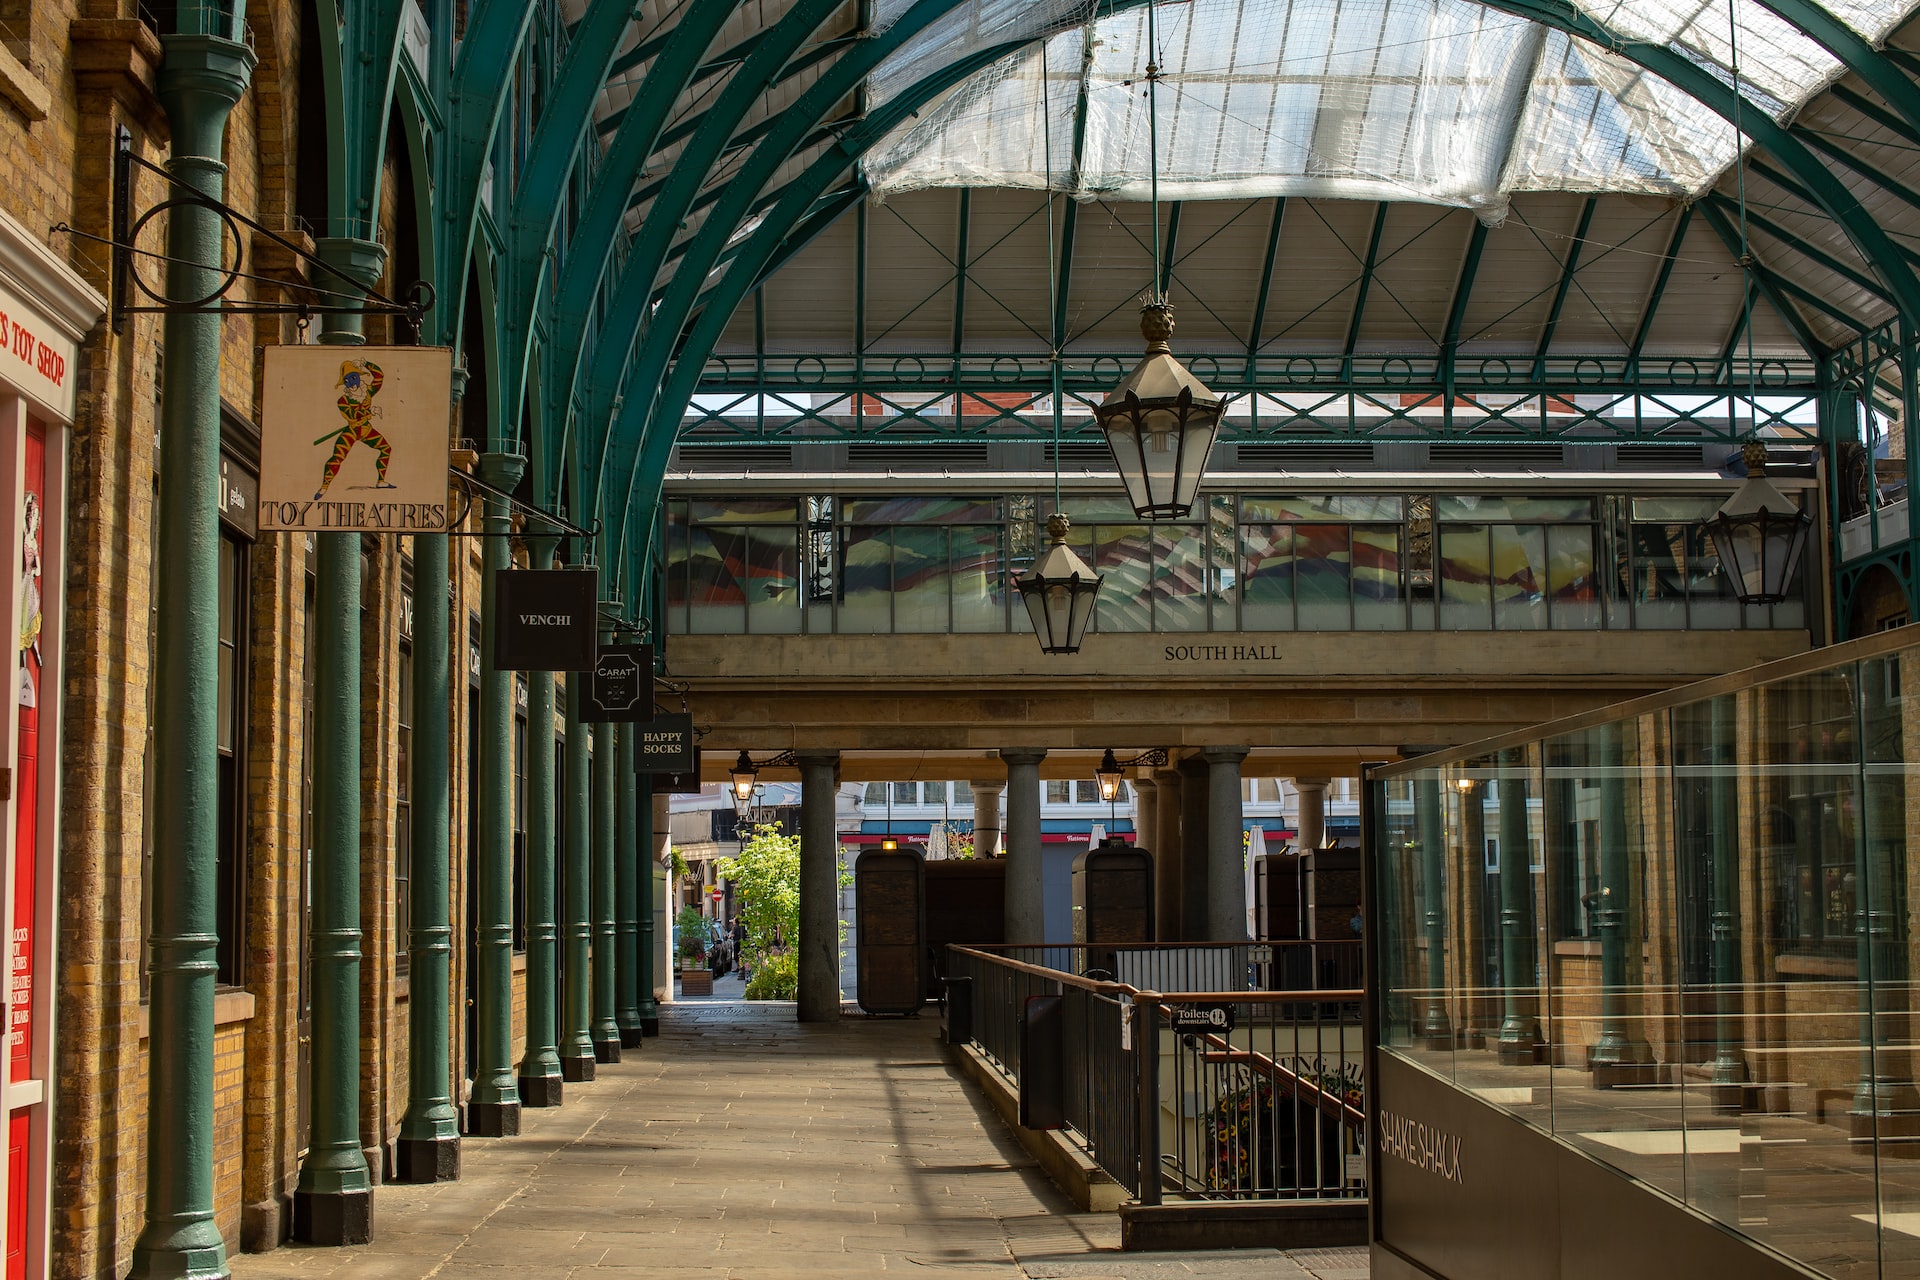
(893, 526, 949, 633)
(1685, 524, 1741, 627)
(1547, 525, 1600, 629)
(1240, 525, 1293, 630)
(687, 526, 746, 634)
(1439, 524, 1491, 629)
(1438, 495, 1593, 521)
(844, 496, 1002, 524)
(1490, 524, 1548, 630)
(839, 526, 892, 632)
(1630, 522, 1688, 629)
(1353, 523, 1404, 630)
(863, 782, 887, 805)
(1242, 495, 1402, 522)
(1075, 780, 1101, 803)
(1045, 780, 1071, 803)
(664, 503, 690, 633)
(1293, 524, 1353, 630)
(746, 526, 800, 634)
(1152, 525, 1207, 631)
(689, 498, 797, 524)
(1096, 525, 1152, 632)
(952, 525, 1005, 632)
(893, 782, 918, 805)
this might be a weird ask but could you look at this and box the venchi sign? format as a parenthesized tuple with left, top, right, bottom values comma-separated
(258, 345, 453, 533)
(493, 568, 599, 671)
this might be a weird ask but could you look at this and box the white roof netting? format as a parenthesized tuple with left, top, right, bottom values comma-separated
(861, 0, 1920, 218)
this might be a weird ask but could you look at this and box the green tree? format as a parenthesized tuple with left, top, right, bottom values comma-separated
(717, 822, 801, 997)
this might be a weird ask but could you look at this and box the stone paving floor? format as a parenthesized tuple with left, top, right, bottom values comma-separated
(231, 999, 1368, 1280)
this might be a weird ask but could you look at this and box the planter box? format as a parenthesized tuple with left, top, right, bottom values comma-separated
(680, 969, 714, 996)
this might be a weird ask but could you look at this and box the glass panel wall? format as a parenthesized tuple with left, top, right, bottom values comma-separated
(659, 489, 1806, 637)
(1369, 634, 1920, 1279)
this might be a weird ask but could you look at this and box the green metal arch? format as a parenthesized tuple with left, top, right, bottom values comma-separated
(536, 0, 742, 507)
(571, 0, 848, 527)
(1750, 0, 1920, 140)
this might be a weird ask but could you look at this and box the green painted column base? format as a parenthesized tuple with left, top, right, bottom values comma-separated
(126, 1232, 225, 1280)
(467, 1102, 521, 1138)
(619, 1026, 645, 1049)
(562, 1055, 596, 1083)
(395, 1135, 461, 1184)
(518, 1075, 564, 1107)
(294, 1188, 372, 1247)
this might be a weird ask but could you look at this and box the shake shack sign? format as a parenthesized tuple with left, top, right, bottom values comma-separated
(585, 644, 653, 723)
(635, 714, 695, 774)
(494, 568, 598, 671)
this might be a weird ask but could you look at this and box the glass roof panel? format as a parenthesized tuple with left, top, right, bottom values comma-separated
(860, 0, 1917, 210)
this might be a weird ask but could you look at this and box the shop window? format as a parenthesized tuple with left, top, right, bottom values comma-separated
(892, 781, 917, 806)
(862, 782, 887, 805)
(1045, 781, 1071, 804)
(1075, 781, 1101, 804)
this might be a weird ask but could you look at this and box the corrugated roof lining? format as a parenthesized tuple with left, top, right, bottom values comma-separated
(859, 0, 1920, 211)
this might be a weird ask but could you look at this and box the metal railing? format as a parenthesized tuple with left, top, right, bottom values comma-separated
(947, 941, 1366, 1205)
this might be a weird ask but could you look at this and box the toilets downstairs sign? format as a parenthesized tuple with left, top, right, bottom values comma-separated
(257, 345, 454, 533)
(492, 568, 599, 671)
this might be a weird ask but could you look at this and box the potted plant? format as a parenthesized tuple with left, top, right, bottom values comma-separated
(675, 906, 714, 996)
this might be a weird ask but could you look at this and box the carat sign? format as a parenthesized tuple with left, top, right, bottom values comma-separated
(585, 643, 652, 723)
(258, 345, 453, 533)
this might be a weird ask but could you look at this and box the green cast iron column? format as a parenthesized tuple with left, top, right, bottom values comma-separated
(1415, 776, 1451, 1047)
(591, 687, 622, 1062)
(1589, 722, 1654, 1085)
(516, 531, 564, 1105)
(470, 453, 526, 1134)
(561, 678, 596, 1079)
(395, 376, 462, 1182)
(293, 235, 387, 1245)
(638, 786, 660, 1035)
(1707, 696, 1749, 1103)
(1495, 745, 1539, 1065)
(616, 723, 644, 1047)
(130, 27, 255, 1280)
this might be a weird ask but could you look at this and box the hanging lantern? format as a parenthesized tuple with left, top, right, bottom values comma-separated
(1095, 749, 1124, 803)
(1094, 302, 1226, 520)
(728, 749, 758, 802)
(1706, 443, 1810, 605)
(1017, 513, 1103, 655)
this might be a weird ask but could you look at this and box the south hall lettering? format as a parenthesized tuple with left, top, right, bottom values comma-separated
(1164, 644, 1287, 664)
(1378, 1109, 1464, 1184)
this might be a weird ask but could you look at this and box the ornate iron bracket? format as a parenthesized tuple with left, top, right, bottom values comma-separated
(56, 128, 434, 334)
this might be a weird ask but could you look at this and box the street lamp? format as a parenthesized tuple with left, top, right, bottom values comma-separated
(1094, 302, 1226, 520)
(1017, 513, 1103, 654)
(729, 750, 757, 802)
(1706, 442, 1810, 605)
(1095, 750, 1124, 803)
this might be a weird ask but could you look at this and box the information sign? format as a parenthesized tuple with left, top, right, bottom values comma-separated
(585, 643, 652, 722)
(1168, 1003, 1235, 1034)
(493, 568, 598, 671)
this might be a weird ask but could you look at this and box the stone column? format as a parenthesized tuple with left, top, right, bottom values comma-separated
(1205, 749, 1250, 941)
(1496, 747, 1541, 1064)
(797, 752, 842, 1021)
(514, 647, 562, 1107)
(616, 726, 644, 1048)
(560, 682, 596, 1080)
(1179, 756, 1210, 940)
(1294, 778, 1329, 853)
(969, 780, 1004, 858)
(1001, 749, 1048, 943)
(1133, 775, 1159, 937)
(1154, 767, 1183, 940)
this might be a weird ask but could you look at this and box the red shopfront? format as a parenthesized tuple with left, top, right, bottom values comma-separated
(0, 211, 103, 1280)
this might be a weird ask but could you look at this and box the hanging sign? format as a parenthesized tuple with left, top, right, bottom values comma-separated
(585, 643, 653, 723)
(650, 770, 702, 795)
(1168, 1003, 1235, 1035)
(257, 345, 454, 533)
(493, 568, 598, 671)
(635, 713, 695, 774)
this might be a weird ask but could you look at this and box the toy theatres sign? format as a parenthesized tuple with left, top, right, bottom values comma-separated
(257, 345, 453, 533)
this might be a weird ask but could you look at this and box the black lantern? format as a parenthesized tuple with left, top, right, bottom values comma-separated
(1017, 513, 1103, 655)
(1095, 749, 1124, 803)
(729, 749, 758, 802)
(1706, 444, 1810, 605)
(1094, 303, 1226, 520)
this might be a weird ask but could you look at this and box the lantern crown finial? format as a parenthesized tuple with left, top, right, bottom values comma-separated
(1140, 301, 1175, 354)
(1046, 512, 1072, 543)
(1741, 440, 1770, 476)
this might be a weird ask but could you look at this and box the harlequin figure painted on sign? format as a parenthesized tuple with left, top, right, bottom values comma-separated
(312, 357, 396, 500)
